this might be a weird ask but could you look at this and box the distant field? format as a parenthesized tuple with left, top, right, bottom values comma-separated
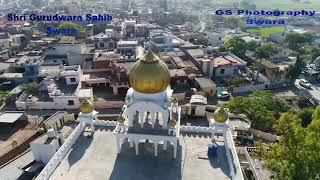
(246, 26, 285, 37)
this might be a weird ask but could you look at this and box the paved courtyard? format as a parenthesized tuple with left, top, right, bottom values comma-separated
(50, 127, 230, 180)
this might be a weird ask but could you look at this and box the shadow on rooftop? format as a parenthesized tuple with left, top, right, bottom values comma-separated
(109, 141, 182, 180)
(208, 144, 231, 178)
(67, 130, 93, 170)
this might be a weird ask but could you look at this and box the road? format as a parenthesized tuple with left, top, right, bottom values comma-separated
(294, 79, 320, 103)
(270, 80, 320, 105)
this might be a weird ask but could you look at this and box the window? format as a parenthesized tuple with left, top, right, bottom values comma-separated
(220, 69, 225, 74)
(100, 42, 104, 48)
(70, 78, 76, 82)
(218, 37, 221, 41)
(68, 100, 74, 105)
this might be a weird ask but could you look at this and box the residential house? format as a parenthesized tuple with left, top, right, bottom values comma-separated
(199, 52, 247, 78)
(15, 65, 93, 110)
(82, 50, 130, 95)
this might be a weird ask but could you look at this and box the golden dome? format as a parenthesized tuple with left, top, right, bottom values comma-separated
(79, 99, 94, 114)
(117, 116, 125, 123)
(213, 108, 228, 123)
(129, 50, 170, 94)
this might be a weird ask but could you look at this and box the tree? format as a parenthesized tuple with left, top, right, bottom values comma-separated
(21, 82, 38, 95)
(250, 90, 289, 113)
(225, 16, 240, 29)
(297, 108, 314, 127)
(58, 22, 84, 39)
(247, 41, 258, 51)
(285, 32, 313, 53)
(302, 33, 313, 43)
(219, 37, 247, 58)
(256, 43, 278, 59)
(172, 12, 199, 24)
(284, 55, 305, 81)
(301, 44, 320, 63)
(240, 0, 257, 10)
(227, 90, 289, 131)
(194, 36, 209, 46)
(258, 109, 320, 180)
(31, 0, 42, 7)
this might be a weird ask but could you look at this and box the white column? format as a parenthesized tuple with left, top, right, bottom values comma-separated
(173, 140, 177, 159)
(163, 141, 167, 151)
(139, 112, 144, 128)
(151, 112, 155, 128)
(90, 121, 95, 132)
(211, 131, 215, 140)
(118, 138, 123, 153)
(127, 109, 133, 127)
(116, 136, 120, 154)
(162, 111, 168, 129)
(135, 141, 139, 155)
(154, 142, 158, 157)
(130, 139, 134, 148)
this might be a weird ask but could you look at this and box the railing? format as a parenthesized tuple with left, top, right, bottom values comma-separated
(226, 129, 244, 180)
(35, 122, 86, 180)
(244, 147, 259, 180)
(180, 125, 214, 133)
(93, 119, 118, 126)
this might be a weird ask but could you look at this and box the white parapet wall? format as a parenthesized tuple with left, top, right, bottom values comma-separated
(180, 125, 214, 133)
(35, 122, 86, 180)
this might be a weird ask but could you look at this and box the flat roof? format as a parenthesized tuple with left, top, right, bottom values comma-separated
(0, 112, 24, 123)
(0, 151, 35, 180)
(117, 41, 138, 45)
(187, 49, 204, 57)
(195, 77, 216, 88)
(0, 73, 23, 78)
(49, 128, 231, 180)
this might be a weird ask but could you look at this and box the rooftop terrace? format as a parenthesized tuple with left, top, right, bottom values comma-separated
(49, 127, 231, 180)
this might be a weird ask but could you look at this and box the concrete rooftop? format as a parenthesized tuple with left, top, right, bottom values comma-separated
(50, 127, 231, 180)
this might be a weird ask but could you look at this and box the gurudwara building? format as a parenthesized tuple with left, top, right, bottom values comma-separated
(113, 50, 180, 158)
(34, 50, 243, 180)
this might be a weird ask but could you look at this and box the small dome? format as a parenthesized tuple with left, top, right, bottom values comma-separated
(117, 116, 125, 123)
(169, 119, 177, 127)
(129, 50, 170, 94)
(171, 96, 179, 104)
(213, 108, 228, 123)
(79, 99, 94, 114)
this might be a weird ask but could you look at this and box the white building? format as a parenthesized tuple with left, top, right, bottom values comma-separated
(46, 37, 94, 65)
(113, 50, 180, 158)
(148, 29, 185, 52)
(205, 31, 225, 47)
(30, 129, 61, 164)
(15, 65, 93, 110)
(181, 94, 207, 117)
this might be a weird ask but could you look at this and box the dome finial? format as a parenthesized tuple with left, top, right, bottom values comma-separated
(143, 49, 159, 62)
